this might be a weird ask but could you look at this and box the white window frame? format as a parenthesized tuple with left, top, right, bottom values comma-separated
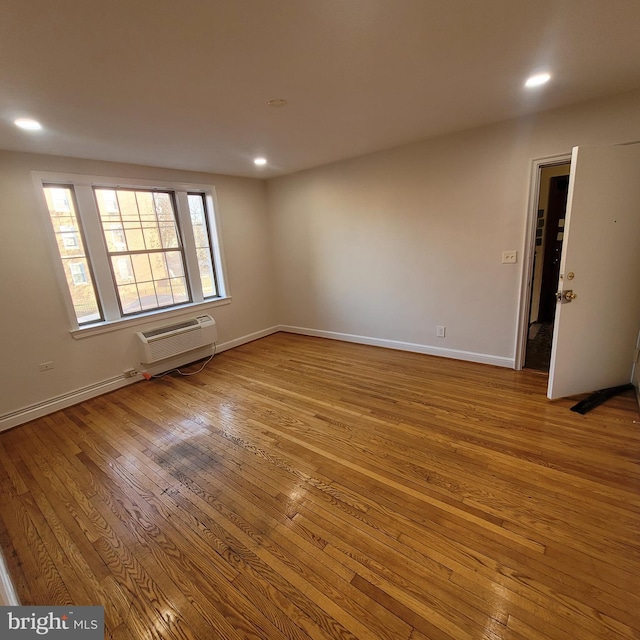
(33, 171, 231, 338)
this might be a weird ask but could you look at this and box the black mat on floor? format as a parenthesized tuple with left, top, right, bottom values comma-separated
(570, 383, 634, 414)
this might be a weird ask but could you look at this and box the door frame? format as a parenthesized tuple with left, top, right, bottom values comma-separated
(515, 152, 572, 370)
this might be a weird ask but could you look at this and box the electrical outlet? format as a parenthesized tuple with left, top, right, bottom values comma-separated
(437, 326, 446, 338)
(38, 361, 54, 372)
(502, 251, 517, 264)
(123, 368, 138, 378)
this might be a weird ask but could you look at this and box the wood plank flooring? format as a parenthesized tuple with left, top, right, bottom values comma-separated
(0, 332, 639, 639)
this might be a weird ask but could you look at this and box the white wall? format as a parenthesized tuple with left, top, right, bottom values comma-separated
(3, 89, 640, 427)
(267, 89, 640, 366)
(0, 151, 277, 426)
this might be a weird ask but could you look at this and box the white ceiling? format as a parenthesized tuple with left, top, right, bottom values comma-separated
(1, 0, 639, 178)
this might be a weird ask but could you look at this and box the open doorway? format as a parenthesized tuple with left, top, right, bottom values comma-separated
(524, 162, 571, 371)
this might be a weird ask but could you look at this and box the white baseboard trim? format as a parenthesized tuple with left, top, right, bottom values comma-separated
(0, 374, 138, 433)
(216, 325, 281, 352)
(279, 325, 515, 369)
(0, 326, 282, 432)
(0, 324, 511, 432)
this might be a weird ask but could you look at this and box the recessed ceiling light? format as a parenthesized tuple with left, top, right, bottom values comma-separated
(267, 99, 287, 108)
(525, 73, 551, 88)
(254, 157, 267, 166)
(14, 117, 42, 131)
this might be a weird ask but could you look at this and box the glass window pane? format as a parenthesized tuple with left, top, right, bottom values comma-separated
(154, 278, 172, 305)
(192, 223, 209, 247)
(94, 187, 190, 316)
(62, 258, 100, 322)
(188, 193, 205, 221)
(50, 188, 71, 212)
(95, 189, 120, 217)
(138, 280, 159, 310)
(143, 226, 161, 249)
(149, 253, 169, 280)
(111, 256, 134, 285)
(159, 224, 179, 248)
(69, 261, 87, 284)
(57, 230, 83, 258)
(165, 251, 185, 278)
(101, 220, 123, 232)
(196, 248, 216, 297)
(118, 284, 141, 314)
(117, 191, 139, 224)
(43, 185, 103, 324)
(131, 254, 152, 283)
(188, 193, 218, 299)
(136, 191, 156, 221)
(104, 226, 126, 252)
(125, 228, 145, 251)
(170, 278, 189, 303)
(154, 193, 174, 221)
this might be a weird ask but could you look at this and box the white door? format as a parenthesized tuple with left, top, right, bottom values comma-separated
(547, 144, 640, 400)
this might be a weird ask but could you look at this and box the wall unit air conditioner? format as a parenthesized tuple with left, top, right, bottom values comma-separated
(137, 315, 217, 366)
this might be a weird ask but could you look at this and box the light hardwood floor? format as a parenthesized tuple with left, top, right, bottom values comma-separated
(0, 332, 639, 639)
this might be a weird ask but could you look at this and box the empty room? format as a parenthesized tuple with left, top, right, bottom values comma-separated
(0, 1, 639, 639)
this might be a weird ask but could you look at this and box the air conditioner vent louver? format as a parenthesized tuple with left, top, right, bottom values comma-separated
(142, 318, 199, 339)
(137, 315, 217, 365)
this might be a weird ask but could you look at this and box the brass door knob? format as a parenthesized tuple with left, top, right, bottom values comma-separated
(556, 290, 577, 303)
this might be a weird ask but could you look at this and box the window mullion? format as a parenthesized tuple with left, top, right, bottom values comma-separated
(74, 185, 120, 321)
(175, 190, 204, 302)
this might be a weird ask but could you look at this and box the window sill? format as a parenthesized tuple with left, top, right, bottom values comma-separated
(70, 296, 231, 339)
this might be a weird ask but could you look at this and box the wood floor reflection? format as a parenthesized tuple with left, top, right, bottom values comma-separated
(0, 333, 638, 639)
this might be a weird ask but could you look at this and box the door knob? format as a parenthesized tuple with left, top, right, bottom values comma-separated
(556, 290, 577, 303)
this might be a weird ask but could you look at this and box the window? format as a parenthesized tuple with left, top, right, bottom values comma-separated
(100, 189, 119, 214)
(188, 193, 219, 298)
(69, 262, 89, 285)
(62, 234, 79, 249)
(50, 187, 71, 212)
(37, 173, 227, 331)
(60, 226, 80, 248)
(94, 188, 190, 315)
(42, 185, 102, 324)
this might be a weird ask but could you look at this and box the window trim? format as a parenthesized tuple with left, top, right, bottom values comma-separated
(33, 171, 231, 337)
